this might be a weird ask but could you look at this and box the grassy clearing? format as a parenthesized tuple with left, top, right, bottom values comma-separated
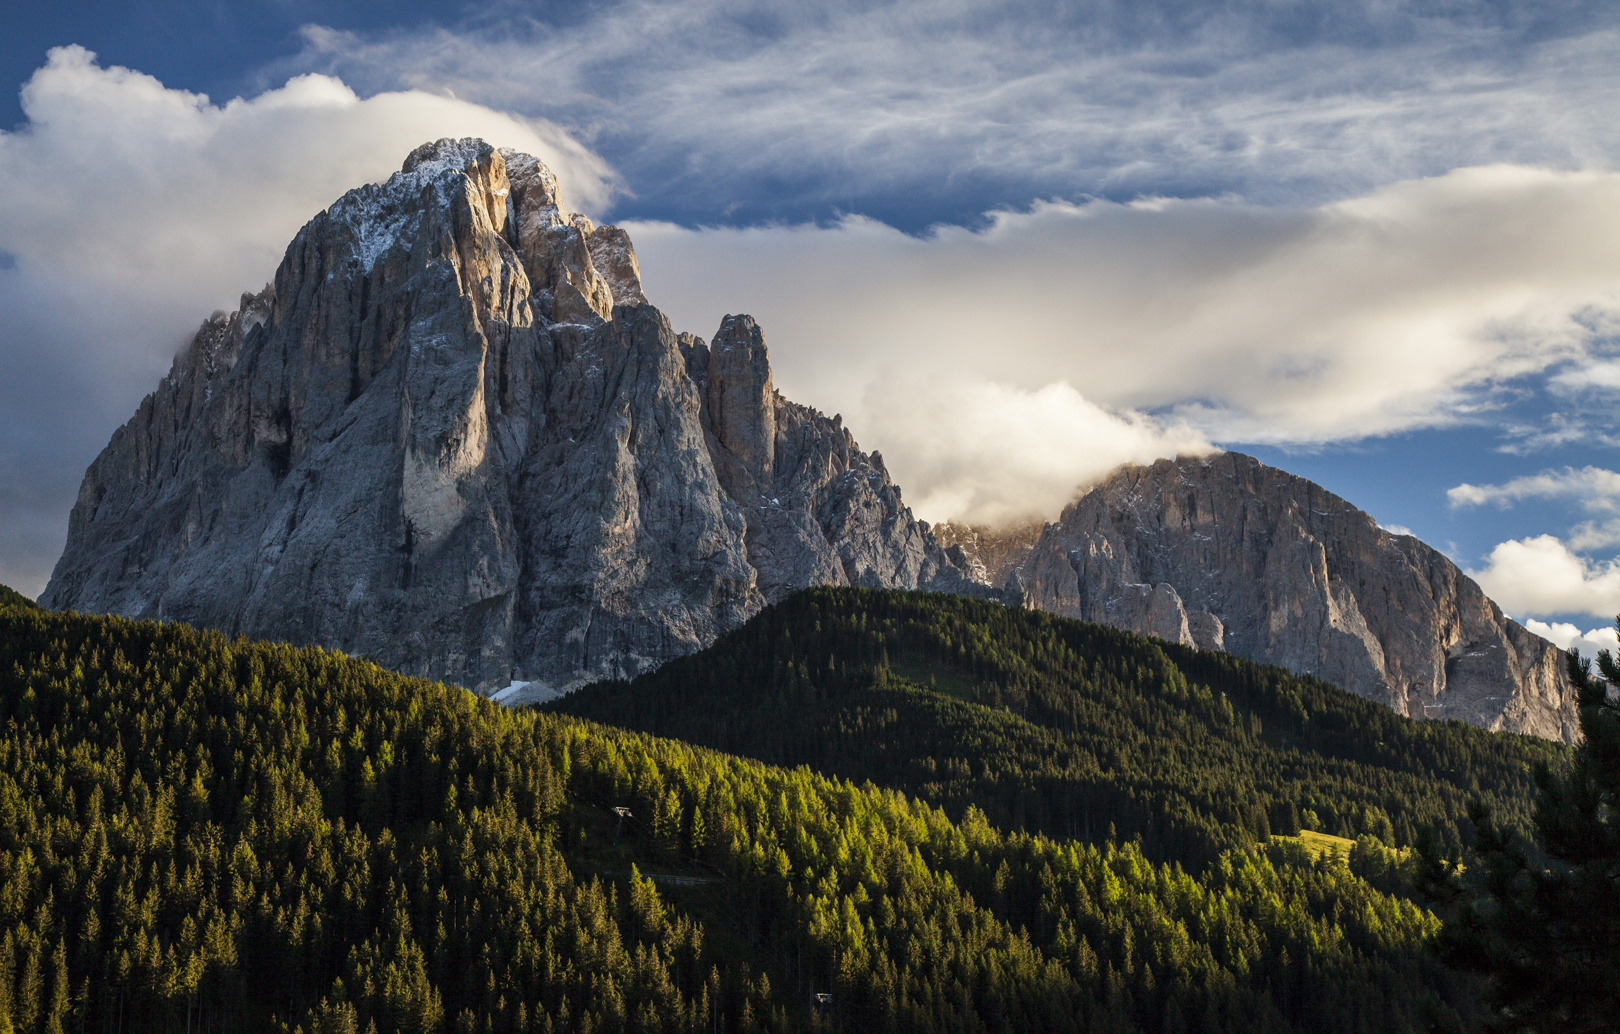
(888, 657, 981, 701)
(1275, 829, 1358, 859)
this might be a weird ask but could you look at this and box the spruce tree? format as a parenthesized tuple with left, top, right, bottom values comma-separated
(1441, 646, 1620, 1032)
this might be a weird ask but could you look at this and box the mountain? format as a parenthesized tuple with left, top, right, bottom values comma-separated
(42, 137, 1573, 740)
(957, 453, 1577, 742)
(41, 139, 975, 699)
(0, 592, 1488, 1033)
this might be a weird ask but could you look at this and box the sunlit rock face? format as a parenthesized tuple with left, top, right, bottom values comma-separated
(1002, 452, 1579, 742)
(42, 139, 977, 700)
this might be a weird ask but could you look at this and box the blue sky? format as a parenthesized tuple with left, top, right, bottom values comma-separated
(4, 0, 1620, 653)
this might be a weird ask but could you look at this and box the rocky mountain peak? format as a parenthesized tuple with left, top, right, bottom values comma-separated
(44, 139, 976, 701)
(401, 137, 495, 177)
(704, 314, 776, 491)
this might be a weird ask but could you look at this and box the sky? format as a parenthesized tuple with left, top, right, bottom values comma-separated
(5, 1, 1620, 655)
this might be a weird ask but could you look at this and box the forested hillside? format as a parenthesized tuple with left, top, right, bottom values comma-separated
(0, 585, 37, 611)
(555, 588, 1564, 865)
(0, 592, 1482, 1032)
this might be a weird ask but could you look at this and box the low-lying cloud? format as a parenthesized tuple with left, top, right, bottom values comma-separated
(629, 167, 1620, 520)
(1521, 618, 1619, 660)
(854, 380, 1213, 527)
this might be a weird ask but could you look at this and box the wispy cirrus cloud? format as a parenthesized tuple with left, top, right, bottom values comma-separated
(283, 0, 1620, 227)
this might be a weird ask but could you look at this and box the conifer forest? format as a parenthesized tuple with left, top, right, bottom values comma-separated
(0, 587, 1578, 1032)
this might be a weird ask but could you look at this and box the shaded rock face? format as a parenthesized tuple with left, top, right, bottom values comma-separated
(43, 139, 975, 699)
(932, 519, 1043, 589)
(1007, 452, 1578, 741)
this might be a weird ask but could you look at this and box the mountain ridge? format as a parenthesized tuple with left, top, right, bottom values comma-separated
(41, 136, 1576, 739)
(552, 585, 1564, 862)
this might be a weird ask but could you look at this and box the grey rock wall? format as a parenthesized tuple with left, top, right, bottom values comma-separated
(43, 139, 974, 701)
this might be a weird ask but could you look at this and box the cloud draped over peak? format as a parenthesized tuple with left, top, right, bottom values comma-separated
(624, 166, 1620, 521)
(1, 45, 615, 290)
(0, 47, 613, 596)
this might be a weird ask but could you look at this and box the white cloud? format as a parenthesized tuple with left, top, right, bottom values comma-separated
(1448, 466, 1620, 510)
(854, 379, 1214, 526)
(0, 47, 614, 597)
(1451, 467, 1620, 623)
(1468, 535, 1620, 620)
(1522, 618, 1618, 660)
(1, 46, 614, 292)
(1567, 519, 1620, 552)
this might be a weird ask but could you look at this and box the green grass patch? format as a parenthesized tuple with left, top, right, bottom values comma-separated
(887, 656, 981, 701)
(1275, 829, 1358, 859)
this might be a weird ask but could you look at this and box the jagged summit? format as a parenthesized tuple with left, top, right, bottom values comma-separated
(43, 139, 978, 700)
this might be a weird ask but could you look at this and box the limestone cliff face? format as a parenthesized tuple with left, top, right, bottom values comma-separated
(42, 139, 974, 700)
(1006, 452, 1578, 741)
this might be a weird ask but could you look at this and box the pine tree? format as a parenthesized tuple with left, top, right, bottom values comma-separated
(15, 942, 40, 1034)
(0, 932, 14, 1034)
(42, 941, 68, 1034)
(1441, 646, 1620, 1031)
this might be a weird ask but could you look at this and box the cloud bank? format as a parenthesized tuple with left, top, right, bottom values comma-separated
(0, 47, 611, 596)
(629, 167, 1620, 521)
